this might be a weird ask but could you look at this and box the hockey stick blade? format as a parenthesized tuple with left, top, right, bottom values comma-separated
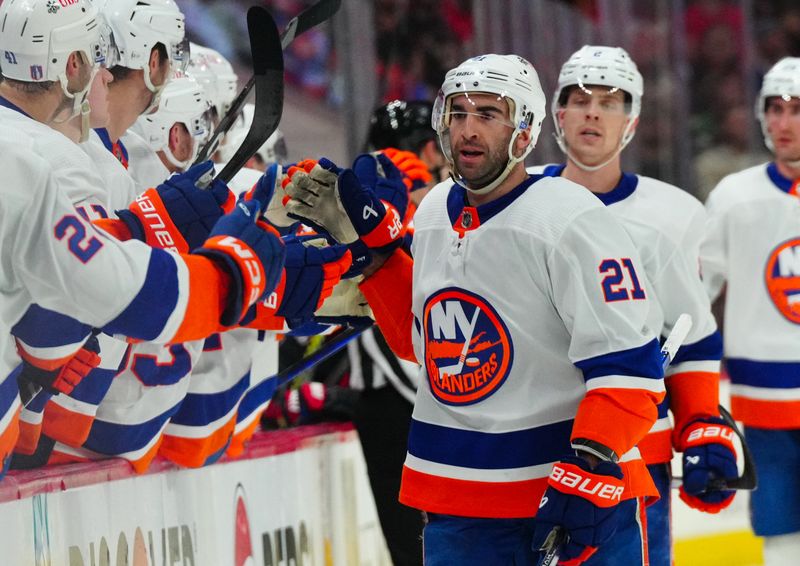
(194, 0, 342, 165)
(215, 7, 283, 185)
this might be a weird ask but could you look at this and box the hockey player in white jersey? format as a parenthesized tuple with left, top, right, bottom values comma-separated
(284, 53, 664, 565)
(131, 72, 211, 188)
(0, 0, 286, 476)
(702, 56, 800, 566)
(528, 46, 738, 566)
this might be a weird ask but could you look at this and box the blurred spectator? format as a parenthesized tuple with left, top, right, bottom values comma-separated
(694, 104, 770, 202)
(685, 0, 743, 61)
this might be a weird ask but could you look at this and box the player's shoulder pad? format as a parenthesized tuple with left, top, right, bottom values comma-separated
(705, 162, 772, 211)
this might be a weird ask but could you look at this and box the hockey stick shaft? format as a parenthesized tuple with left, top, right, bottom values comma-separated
(537, 315, 694, 566)
(194, 0, 341, 165)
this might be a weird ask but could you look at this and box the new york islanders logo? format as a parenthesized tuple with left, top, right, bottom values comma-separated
(423, 287, 513, 405)
(765, 238, 800, 324)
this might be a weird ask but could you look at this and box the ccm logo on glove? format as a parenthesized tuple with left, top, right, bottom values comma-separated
(549, 463, 625, 506)
(214, 236, 264, 304)
(686, 425, 735, 445)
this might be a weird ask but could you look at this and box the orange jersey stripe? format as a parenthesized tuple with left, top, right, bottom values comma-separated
(572, 388, 664, 459)
(730, 397, 800, 429)
(667, 371, 720, 441)
(14, 420, 41, 456)
(92, 217, 134, 241)
(637, 429, 673, 465)
(359, 249, 416, 362)
(226, 417, 262, 459)
(41, 402, 94, 446)
(16, 347, 75, 371)
(170, 255, 230, 343)
(400, 465, 549, 518)
(159, 415, 237, 468)
(128, 437, 165, 474)
(0, 406, 20, 468)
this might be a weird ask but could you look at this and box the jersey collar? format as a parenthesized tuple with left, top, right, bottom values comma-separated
(766, 162, 800, 196)
(94, 127, 129, 169)
(0, 95, 32, 118)
(539, 163, 639, 206)
(447, 175, 539, 236)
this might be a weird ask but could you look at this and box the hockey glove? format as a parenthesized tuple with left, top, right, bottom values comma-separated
(255, 163, 296, 230)
(677, 417, 738, 513)
(194, 197, 286, 327)
(117, 160, 235, 253)
(314, 277, 374, 326)
(532, 456, 628, 566)
(15, 335, 101, 396)
(262, 383, 359, 428)
(381, 147, 432, 191)
(276, 235, 353, 326)
(283, 158, 406, 263)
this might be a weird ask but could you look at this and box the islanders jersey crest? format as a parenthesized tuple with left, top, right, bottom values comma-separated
(423, 287, 513, 405)
(765, 237, 800, 324)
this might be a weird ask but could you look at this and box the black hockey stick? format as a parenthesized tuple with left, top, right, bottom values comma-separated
(194, 0, 342, 166)
(214, 6, 283, 185)
(274, 322, 371, 390)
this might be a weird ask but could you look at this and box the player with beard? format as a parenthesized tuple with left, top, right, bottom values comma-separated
(283, 53, 665, 565)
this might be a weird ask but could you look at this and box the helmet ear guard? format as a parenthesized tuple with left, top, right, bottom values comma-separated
(551, 45, 643, 172)
(432, 54, 546, 194)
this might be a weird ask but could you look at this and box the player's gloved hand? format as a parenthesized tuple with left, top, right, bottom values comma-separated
(117, 160, 235, 253)
(314, 277, 374, 326)
(275, 235, 353, 327)
(15, 335, 101, 396)
(283, 158, 406, 264)
(246, 162, 296, 230)
(677, 417, 738, 513)
(381, 147, 432, 191)
(532, 455, 627, 565)
(194, 197, 286, 327)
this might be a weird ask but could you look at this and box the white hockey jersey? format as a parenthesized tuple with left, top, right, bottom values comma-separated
(121, 126, 171, 191)
(365, 175, 665, 518)
(0, 100, 227, 476)
(702, 162, 800, 428)
(530, 165, 722, 463)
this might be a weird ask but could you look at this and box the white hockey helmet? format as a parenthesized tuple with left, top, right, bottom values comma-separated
(552, 45, 643, 171)
(97, 0, 186, 93)
(218, 102, 287, 165)
(188, 43, 238, 119)
(756, 57, 800, 152)
(136, 73, 211, 170)
(0, 0, 108, 90)
(431, 53, 546, 194)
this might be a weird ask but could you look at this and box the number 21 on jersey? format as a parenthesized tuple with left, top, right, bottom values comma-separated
(599, 258, 646, 302)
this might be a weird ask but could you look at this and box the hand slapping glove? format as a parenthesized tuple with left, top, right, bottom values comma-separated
(283, 155, 408, 273)
(116, 160, 235, 252)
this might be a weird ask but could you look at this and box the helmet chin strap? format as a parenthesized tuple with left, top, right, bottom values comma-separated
(554, 118, 635, 173)
(450, 130, 532, 195)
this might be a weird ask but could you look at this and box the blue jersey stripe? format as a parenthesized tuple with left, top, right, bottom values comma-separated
(0, 367, 22, 417)
(575, 338, 663, 382)
(236, 377, 278, 423)
(727, 359, 800, 389)
(169, 373, 250, 427)
(668, 331, 722, 365)
(102, 250, 179, 341)
(12, 305, 91, 348)
(407, 418, 573, 469)
(66, 366, 118, 405)
(84, 400, 182, 454)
